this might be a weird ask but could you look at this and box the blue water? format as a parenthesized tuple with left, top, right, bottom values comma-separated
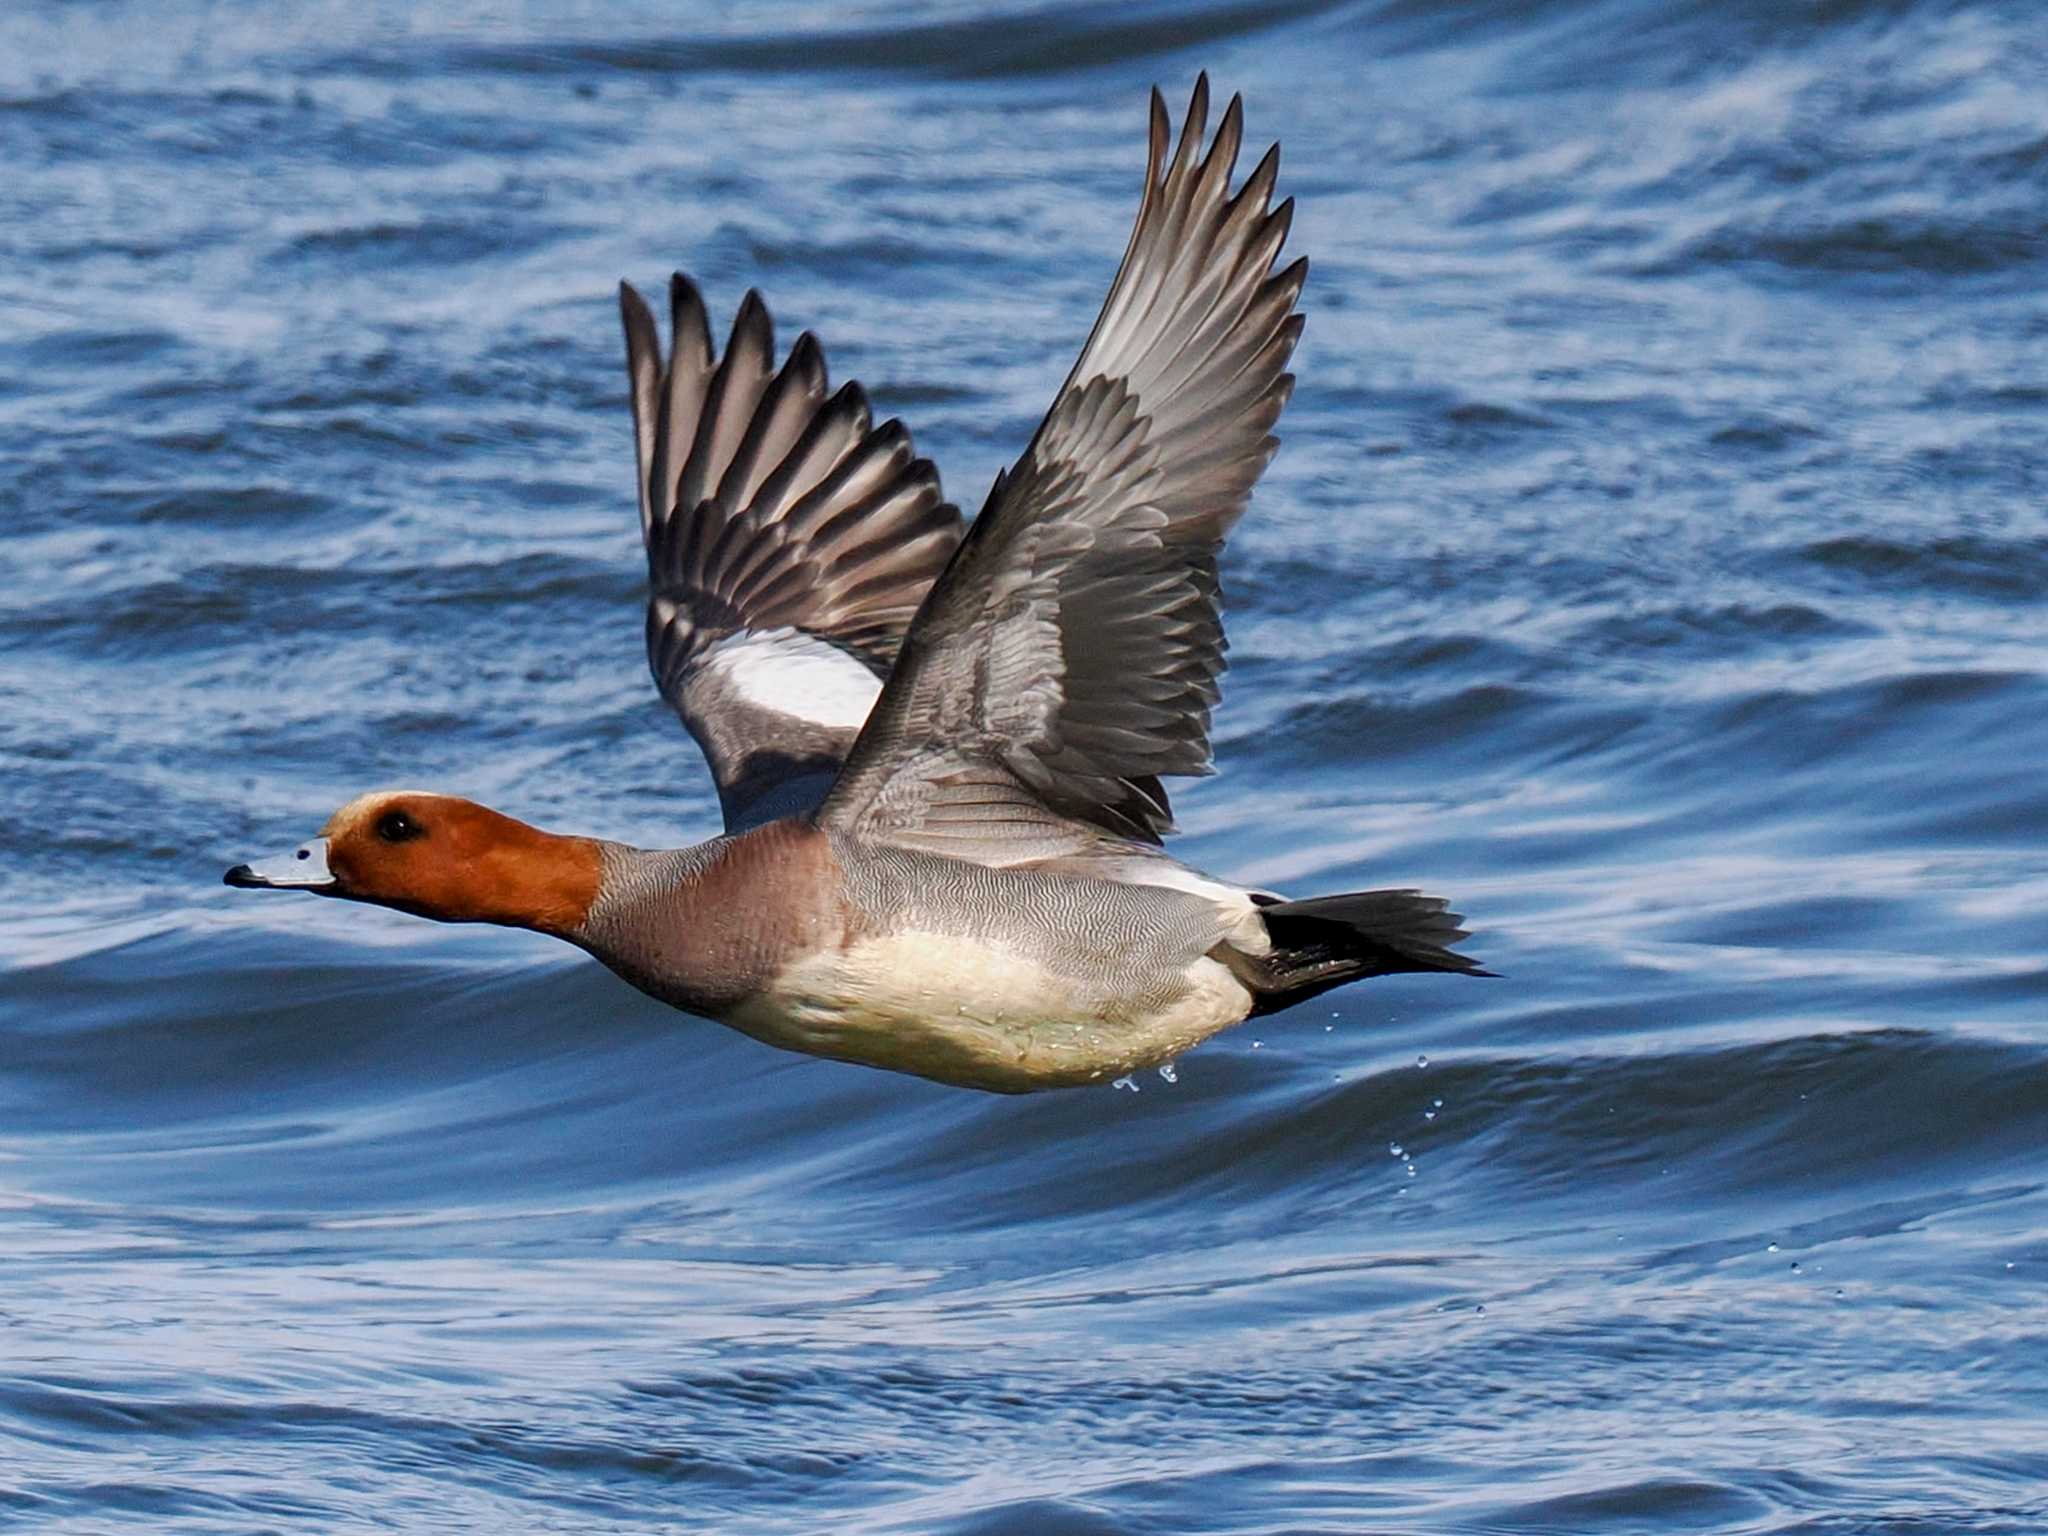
(4, 0, 2047, 1529)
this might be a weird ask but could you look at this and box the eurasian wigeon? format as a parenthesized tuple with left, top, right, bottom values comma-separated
(226, 78, 1488, 1092)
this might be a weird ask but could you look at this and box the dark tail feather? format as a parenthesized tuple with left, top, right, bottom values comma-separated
(1234, 889, 1494, 1017)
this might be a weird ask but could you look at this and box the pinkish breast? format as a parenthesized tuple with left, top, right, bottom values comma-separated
(572, 818, 853, 1018)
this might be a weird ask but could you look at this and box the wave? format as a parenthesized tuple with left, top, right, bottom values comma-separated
(1666, 212, 2048, 282)
(270, 217, 587, 272)
(1795, 534, 2048, 603)
(313, 0, 1352, 83)
(0, 552, 639, 662)
(5, 914, 2042, 1241)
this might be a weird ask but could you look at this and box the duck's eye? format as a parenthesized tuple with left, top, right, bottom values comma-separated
(375, 810, 423, 844)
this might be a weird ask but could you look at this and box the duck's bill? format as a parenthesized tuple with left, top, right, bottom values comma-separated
(224, 837, 336, 890)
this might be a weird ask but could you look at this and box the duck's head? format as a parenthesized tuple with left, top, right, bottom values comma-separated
(224, 790, 601, 935)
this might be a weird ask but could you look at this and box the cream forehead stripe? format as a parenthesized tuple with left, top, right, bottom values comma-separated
(321, 790, 441, 838)
(698, 629, 882, 733)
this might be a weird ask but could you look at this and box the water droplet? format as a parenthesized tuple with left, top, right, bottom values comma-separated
(1111, 1075, 1138, 1093)
(1767, 1243, 1779, 1254)
(1416, 1054, 1429, 1069)
(1389, 1142, 1404, 1158)
(1156, 1061, 1177, 1084)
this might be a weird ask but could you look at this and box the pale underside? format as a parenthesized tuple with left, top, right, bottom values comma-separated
(724, 932, 1255, 1093)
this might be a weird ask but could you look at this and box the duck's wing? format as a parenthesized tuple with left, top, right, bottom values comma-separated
(819, 76, 1305, 862)
(619, 276, 964, 832)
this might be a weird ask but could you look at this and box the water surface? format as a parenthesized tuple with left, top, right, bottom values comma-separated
(3, 0, 2046, 1530)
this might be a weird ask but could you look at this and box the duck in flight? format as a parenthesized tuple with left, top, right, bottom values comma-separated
(225, 77, 1487, 1092)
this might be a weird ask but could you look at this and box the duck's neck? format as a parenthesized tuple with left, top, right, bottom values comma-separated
(470, 820, 609, 937)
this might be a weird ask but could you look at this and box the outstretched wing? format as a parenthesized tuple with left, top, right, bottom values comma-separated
(820, 76, 1305, 861)
(619, 275, 965, 831)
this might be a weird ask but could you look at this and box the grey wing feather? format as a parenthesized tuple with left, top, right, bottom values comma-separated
(620, 275, 965, 832)
(820, 75, 1305, 860)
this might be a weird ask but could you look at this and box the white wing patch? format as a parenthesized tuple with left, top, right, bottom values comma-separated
(698, 628, 883, 733)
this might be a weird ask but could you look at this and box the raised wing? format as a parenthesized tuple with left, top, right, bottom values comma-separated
(819, 76, 1305, 860)
(620, 275, 964, 831)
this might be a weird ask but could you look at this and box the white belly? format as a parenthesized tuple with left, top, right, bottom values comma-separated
(721, 931, 1253, 1092)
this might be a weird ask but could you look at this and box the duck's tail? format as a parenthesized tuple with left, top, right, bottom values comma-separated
(1228, 889, 1494, 1016)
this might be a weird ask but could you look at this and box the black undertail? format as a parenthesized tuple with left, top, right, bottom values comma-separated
(1229, 889, 1494, 1016)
